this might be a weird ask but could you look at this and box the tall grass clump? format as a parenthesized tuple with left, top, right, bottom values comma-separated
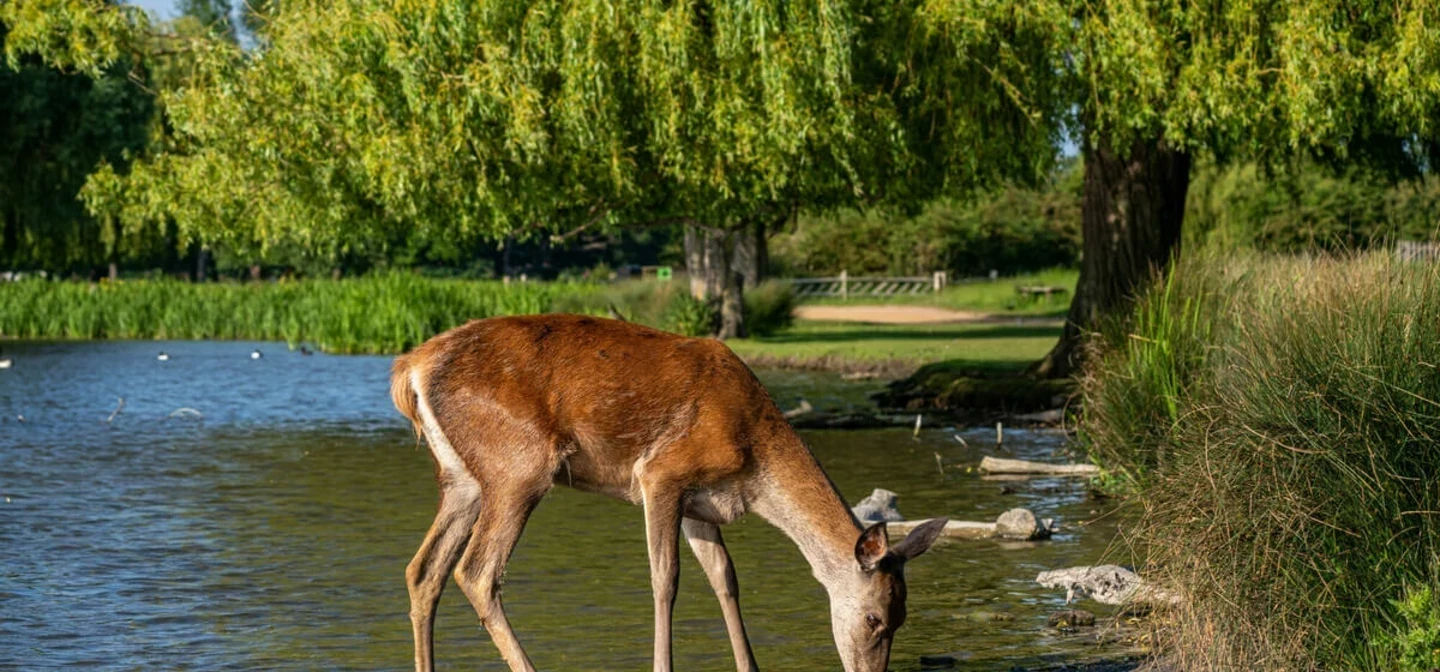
(0, 274, 598, 353)
(1081, 251, 1233, 488)
(1084, 251, 1440, 670)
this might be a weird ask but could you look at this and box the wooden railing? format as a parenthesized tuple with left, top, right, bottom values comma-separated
(1397, 240, 1440, 263)
(785, 271, 949, 298)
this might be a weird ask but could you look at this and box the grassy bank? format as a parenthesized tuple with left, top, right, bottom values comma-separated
(1084, 251, 1440, 671)
(0, 275, 1055, 378)
(801, 267, 1077, 316)
(726, 321, 1063, 377)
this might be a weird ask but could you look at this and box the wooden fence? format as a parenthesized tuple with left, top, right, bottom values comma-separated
(1397, 240, 1440, 263)
(785, 271, 949, 298)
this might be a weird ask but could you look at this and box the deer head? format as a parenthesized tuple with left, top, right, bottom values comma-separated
(829, 518, 947, 672)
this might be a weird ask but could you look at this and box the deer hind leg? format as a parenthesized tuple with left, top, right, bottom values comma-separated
(407, 481, 482, 672)
(682, 518, 759, 672)
(642, 482, 686, 672)
(453, 480, 549, 672)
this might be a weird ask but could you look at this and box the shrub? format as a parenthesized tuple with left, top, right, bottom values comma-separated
(742, 280, 796, 337)
(662, 291, 715, 337)
(1084, 252, 1440, 670)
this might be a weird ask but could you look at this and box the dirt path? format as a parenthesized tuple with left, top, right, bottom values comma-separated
(794, 304, 995, 324)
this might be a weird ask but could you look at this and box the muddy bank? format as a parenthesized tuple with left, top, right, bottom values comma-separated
(740, 352, 921, 379)
(875, 361, 1077, 426)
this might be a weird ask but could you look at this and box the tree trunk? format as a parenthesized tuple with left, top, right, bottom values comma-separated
(502, 234, 515, 278)
(195, 246, 208, 282)
(718, 271, 746, 339)
(732, 219, 768, 289)
(1031, 137, 1192, 378)
(683, 224, 746, 338)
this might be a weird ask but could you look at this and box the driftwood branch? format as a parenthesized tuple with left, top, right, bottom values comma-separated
(851, 489, 1055, 541)
(979, 456, 1099, 476)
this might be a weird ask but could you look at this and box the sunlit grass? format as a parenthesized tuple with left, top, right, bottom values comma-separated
(724, 320, 1061, 370)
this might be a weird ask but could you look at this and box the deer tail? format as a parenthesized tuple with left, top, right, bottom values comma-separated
(390, 353, 423, 442)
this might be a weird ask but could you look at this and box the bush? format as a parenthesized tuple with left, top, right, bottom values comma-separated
(1084, 251, 1440, 670)
(771, 164, 1081, 279)
(742, 280, 796, 336)
(661, 291, 715, 337)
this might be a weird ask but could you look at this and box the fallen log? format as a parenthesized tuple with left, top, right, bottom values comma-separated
(978, 456, 1099, 476)
(886, 508, 1055, 541)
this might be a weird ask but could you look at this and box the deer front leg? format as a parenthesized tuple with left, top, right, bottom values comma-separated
(642, 484, 685, 672)
(683, 518, 760, 672)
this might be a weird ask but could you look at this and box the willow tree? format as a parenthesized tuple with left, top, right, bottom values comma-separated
(4, 0, 924, 337)
(912, 0, 1440, 376)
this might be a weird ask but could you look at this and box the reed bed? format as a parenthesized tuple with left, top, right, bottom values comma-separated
(0, 275, 591, 353)
(1084, 251, 1440, 671)
(0, 274, 797, 352)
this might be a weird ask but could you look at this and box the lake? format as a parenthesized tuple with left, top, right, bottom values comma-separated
(0, 340, 1131, 670)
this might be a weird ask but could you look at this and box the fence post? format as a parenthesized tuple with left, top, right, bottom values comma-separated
(840, 269, 848, 300)
(932, 271, 947, 292)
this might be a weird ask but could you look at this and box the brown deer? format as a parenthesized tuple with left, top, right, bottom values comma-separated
(390, 314, 947, 672)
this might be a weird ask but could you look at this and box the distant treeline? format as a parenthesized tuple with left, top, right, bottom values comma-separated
(770, 160, 1440, 279)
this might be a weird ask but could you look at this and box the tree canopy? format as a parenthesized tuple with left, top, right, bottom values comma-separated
(6, 0, 1440, 345)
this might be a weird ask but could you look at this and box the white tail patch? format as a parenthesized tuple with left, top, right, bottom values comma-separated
(411, 369, 476, 487)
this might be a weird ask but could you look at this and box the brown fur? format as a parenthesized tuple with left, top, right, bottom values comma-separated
(392, 314, 944, 672)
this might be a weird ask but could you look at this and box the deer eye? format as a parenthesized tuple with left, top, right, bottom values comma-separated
(865, 614, 882, 631)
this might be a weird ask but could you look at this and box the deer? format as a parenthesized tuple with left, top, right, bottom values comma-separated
(390, 313, 948, 672)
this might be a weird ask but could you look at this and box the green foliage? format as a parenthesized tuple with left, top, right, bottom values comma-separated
(1187, 161, 1440, 252)
(772, 166, 1081, 279)
(0, 275, 590, 353)
(176, 0, 234, 42)
(1375, 585, 1440, 672)
(548, 279, 683, 328)
(0, 21, 159, 272)
(6, 0, 921, 267)
(662, 292, 715, 338)
(1084, 252, 1440, 670)
(741, 280, 796, 337)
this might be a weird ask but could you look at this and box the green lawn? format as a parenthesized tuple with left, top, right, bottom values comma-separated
(800, 267, 1077, 316)
(725, 320, 1062, 373)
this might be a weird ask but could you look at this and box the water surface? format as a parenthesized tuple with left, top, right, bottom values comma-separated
(0, 340, 1130, 670)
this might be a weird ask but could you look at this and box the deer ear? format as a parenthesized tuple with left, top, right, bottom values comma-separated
(891, 517, 947, 561)
(855, 522, 889, 571)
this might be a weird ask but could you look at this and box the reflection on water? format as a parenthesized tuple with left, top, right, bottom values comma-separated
(0, 341, 1129, 670)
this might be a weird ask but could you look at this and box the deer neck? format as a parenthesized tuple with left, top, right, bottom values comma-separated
(750, 436, 863, 591)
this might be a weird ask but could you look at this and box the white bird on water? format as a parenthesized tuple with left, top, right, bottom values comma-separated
(0, 350, 11, 369)
(251, 349, 263, 360)
(157, 352, 170, 362)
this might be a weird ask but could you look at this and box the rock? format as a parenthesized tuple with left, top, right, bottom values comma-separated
(1048, 609, 1097, 628)
(995, 508, 1051, 540)
(1010, 408, 1065, 424)
(1036, 565, 1180, 606)
(851, 488, 905, 524)
(918, 653, 959, 668)
(959, 610, 1015, 623)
